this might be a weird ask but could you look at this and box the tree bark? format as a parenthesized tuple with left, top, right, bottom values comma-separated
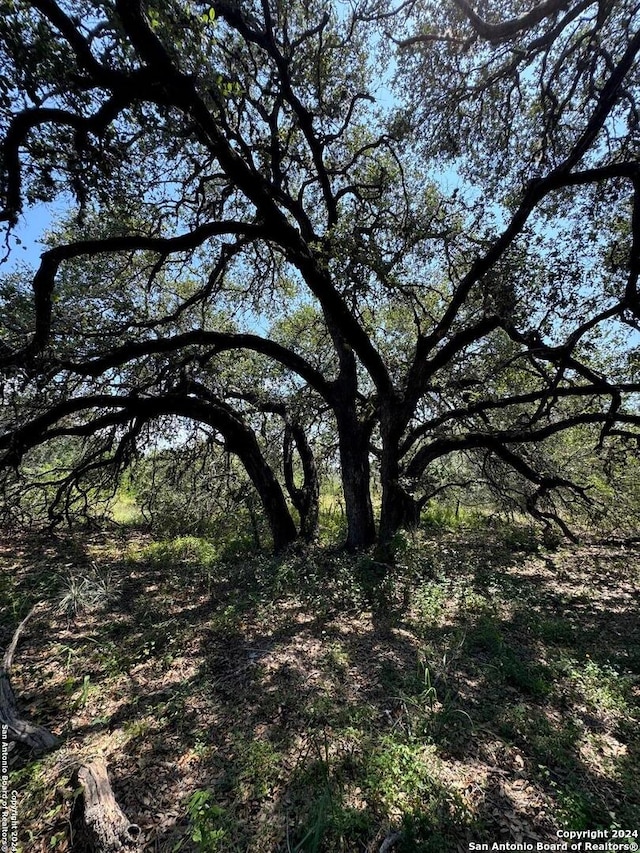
(378, 477, 421, 544)
(283, 422, 320, 542)
(165, 387, 299, 553)
(336, 411, 376, 550)
(378, 411, 421, 547)
(71, 757, 142, 852)
(227, 426, 298, 552)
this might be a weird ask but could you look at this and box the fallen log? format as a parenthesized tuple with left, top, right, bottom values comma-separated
(71, 756, 142, 853)
(0, 604, 58, 752)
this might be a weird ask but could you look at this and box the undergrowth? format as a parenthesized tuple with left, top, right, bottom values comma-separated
(2, 524, 638, 852)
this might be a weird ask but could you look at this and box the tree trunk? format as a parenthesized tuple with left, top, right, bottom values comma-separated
(71, 757, 142, 852)
(378, 415, 420, 548)
(336, 414, 376, 550)
(378, 471, 421, 543)
(227, 428, 297, 552)
(326, 330, 376, 551)
(283, 422, 320, 542)
(162, 387, 299, 553)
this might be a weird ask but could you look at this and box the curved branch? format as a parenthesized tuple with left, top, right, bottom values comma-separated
(451, 0, 574, 44)
(401, 381, 640, 458)
(406, 411, 640, 479)
(61, 329, 333, 401)
(1, 390, 298, 550)
(32, 0, 127, 83)
(213, 2, 338, 225)
(1, 98, 133, 225)
(0, 223, 265, 368)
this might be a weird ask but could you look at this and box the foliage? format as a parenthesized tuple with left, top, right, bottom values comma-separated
(55, 565, 115, 616)
(180, 790, 228, 852)
(0, 0, 639, 550)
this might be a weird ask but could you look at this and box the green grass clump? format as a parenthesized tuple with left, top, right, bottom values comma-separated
(130, 535, 218, 568)
(570, 658, 635, 715)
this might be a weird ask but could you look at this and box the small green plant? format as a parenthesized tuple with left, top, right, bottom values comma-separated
(318, 500, 347, 545)
(95, 639, 128, 677)
(192, 738, 212, 760)
(397, 659, 472, 740)
(499, 707, 579, 768)
(500, 654, 552, 699)
(209, 603, 242, 637)
(555, 786, 599, 830)
(422, 503, 462, 530)
(499, 524, 540, 553)
(236, 739, 281, 799)
(177, 789, 227, 852)
(123, 717, 152, 741)
(465, 615, 504, 653)
(290, 786, 333, 853)
(572, 658, 633, 714)
(133, 536, 217, 569)
(73, 675, 91, 710)
(413, 582, 447, 630)
(49, 830, 66, 848)
(534, 616, 576, 645)
(417, 664, 438, 714)
(389, 528, 413, 557)
(458, 588, 494, 615)
(0, 575, 22, 618)
(324, 642, 350, 679)
(361, 734, 474, 844)
(55, 564, 115, 616)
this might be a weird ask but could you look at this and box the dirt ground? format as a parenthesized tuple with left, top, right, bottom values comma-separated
(1, 528, 639, 852)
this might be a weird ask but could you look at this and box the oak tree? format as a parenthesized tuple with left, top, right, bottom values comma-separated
(1, 0, 639, 549)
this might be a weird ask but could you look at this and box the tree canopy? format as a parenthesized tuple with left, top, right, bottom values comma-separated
(1, 0, 640, 550)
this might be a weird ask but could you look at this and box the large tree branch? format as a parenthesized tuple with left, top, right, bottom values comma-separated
(60, 330, 333, 400)
(401, 381, 640, 458)
(213, 2, 338, 226)
(0, 223, 265, 368)
(31, 0, 128, 83)
(0, 389, 298, 547)
(451, 0, 573, 44)
(112, 0, 393, 396)
(1, 100, 131, 224)
(406, 411, 640, 479)
(408, 134, 640, 415)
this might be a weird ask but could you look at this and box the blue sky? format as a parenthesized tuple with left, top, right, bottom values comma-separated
(1, 202, 57, 272)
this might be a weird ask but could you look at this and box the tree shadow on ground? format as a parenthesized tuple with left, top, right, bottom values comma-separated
(2, 528, 639, 852)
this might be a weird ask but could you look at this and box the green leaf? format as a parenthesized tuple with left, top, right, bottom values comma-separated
(200, 7, 216, 25)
